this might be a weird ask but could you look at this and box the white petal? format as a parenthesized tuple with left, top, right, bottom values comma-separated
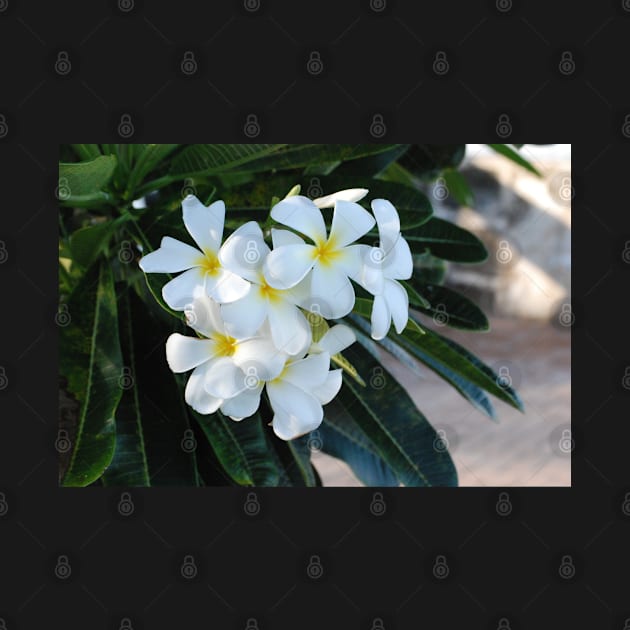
(370, 294, 391, 341)
(311, 369, 342, 405)
(267, 381, 323, 440)
(220, 384, 263, 420)
(329, 200, 376, 249)
(206, 268, 251, 304)
(268, 300, 312, 356)
(232, 338, 287, 381)
(383, 236, 413, 280)
(372, 198, 401, 244)
(162, 267, 206, 311)
(221, 289, 268, 339)
(263, 243, 316, 289)
(316, 324, 356, 356)
(182, 196, 225, 253)
(384, 279, 409, 333)
(271, 228, 305, 249)
(282, 352, 330, 390)
(310, 263, 355, 319)
(312, 188, 369, 209)
(270, 196, 327, 244)
(185, 362, 222, 414)
(139, 237, 201, 273)
(219, 221, 269, 282)
(166, 333, 216, 373)
(204, 357, 248, 399)
(184, 294, 225, 337)
(342, 244, 385, 295)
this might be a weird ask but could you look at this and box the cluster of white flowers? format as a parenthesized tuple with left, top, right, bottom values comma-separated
(139, 188, 413, 440)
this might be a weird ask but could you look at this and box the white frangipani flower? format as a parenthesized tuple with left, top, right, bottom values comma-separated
(309, 324, 356, 356)
(139, 195, 250, 310)
(267, 351, 342, 440)
(165, 295, 285, 417)
(263, 195, 375, 319)
(218, 222, 312, 356)
(359, 199, 413, 340)
(312, 188, 368, 209)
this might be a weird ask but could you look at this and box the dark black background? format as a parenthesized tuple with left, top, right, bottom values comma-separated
(0, 0, 627, 628)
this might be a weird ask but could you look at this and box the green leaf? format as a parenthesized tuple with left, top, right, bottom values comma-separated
(487, 144, 541, 176)
(398, 144, 466, 179)
(319, 412, 399, 486)
(69, 221, 117, 269)
(59, 155, 117, 198)
(102, 291, 150, 487)
(442, 168, 474, 207)
(70, 144, 102, 161)
(331, 144, 411, 178)
(127, 144, 180, 194)
(392, 318, 523, 412)
(408, 282, 489, 331)
(413, 252, 447, 284)
(60, 262, 123, 486)
(194, 410, 279, 487)
(405, 217, 487, 262)
(332, 340, 458, 486)
(169, 144, 404, 179)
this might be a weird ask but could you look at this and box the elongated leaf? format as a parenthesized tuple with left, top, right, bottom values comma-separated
(399, 144, 466, 179)
(128, 144, 180, 194)
(413, 252, 447, 284)
(319, 412, 399, 486)
(442, 168, 474, 207)
(405, 217, 487, 262)
(487, 144, 541, 176)
(69, 221, 117, 269)
(71, 144, 102, 161)
(194, 410, 279, 487)
(332, 341, 458, 486)
(102, 291, 150, 486)
(59, 155, 117, 198)
(286, 436, 317, 487)
(170, 144, 403, 178)
(408, 282, 489, 331)
(391, 317, 523, 411)
(60, 262, 123, 486)
(331, 144, 411, 178)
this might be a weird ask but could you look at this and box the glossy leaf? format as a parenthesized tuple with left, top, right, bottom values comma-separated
(60, 262, 123, 486)
(69, 221, 117, 269)
(487, 144, 541, 176)
(442, 168, 474, 207)
(405, 217, 488, 262)
(59, 155, 117, 198)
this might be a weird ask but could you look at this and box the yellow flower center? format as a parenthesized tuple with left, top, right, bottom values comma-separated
(213, 333, 237, 357)
(258, 278, 282, 304)
(314, 237, 341, 267)
(197, 250, 220, 276)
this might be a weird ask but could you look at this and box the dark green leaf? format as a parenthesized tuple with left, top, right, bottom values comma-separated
(60, 262, 123, 486)
(331, 144, 411, 178)
(413, 252, 447, 284)
(405, 217, 488, 262)
(408, 282, 489, 331)
(319, 412, 399, 486)
(102, 291, 151, 486)
(487, 144, 541, 176)
(333, 341, 458, 486)
(128, 144, 180, 194)
(398, 144, 466, 179)
(59, 155, 117, 198)
(70, 144, 102, 161)
(69, 221, 117, 269)
(193, 410, 279, 487)
(442, 168, 474, 207)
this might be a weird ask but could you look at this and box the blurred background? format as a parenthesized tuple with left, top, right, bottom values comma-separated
(314, 144, 571, 487)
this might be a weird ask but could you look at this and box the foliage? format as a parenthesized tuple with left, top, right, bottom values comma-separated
(58, 144, 534, 487)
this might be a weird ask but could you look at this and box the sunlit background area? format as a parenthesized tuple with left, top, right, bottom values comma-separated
(313, 144, 571, 487)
